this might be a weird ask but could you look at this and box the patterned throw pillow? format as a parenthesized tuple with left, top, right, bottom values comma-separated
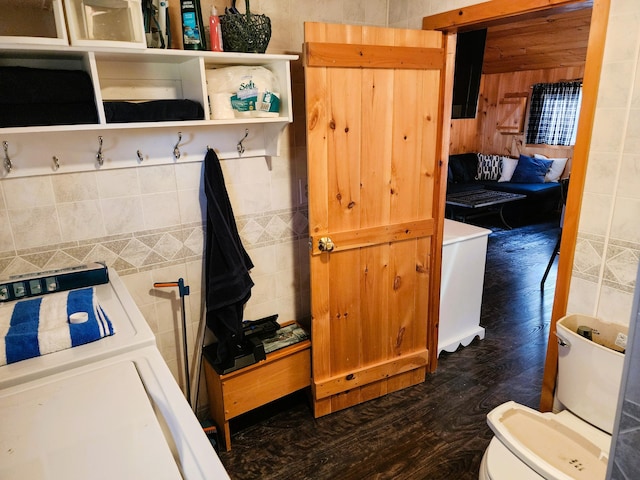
(476, 153, 502, 181)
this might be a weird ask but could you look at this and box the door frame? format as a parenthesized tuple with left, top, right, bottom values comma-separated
(422, 0, 610, 411)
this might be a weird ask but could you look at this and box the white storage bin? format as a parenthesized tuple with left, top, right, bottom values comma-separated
(0, 0, 68, 46)
(64, 0, 146, 49)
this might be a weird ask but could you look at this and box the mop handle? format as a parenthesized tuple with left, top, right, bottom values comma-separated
(154, 279, 191, 406)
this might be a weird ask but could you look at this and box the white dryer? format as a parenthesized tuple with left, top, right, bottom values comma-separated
(0, 265, 229, 479)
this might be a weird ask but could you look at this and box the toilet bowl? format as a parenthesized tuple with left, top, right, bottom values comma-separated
(480, 314, 627, 480)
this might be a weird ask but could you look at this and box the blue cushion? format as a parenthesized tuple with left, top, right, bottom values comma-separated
(510, 154, 552, 184)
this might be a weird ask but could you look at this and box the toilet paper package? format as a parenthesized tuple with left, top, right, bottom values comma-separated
(206, 66, 281, 119)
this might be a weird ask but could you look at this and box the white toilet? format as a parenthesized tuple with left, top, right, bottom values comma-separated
(479, 314, 628, 480)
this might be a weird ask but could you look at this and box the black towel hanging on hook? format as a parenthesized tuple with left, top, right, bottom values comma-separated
(203, 148, 254, 369)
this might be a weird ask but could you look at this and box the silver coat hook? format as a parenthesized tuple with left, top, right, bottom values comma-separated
(96, 136, 104, 166)
(3, 141, 11, 173)
(137, 150, 144, 162)
(52, 156, 60, 171)
(173, 131, 182, 160)
(237, 129, 249, 157)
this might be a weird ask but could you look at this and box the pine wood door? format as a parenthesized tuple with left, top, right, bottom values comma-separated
(304, 23, 451, 417)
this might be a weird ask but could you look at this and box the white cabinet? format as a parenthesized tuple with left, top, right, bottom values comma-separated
(439, 219, 491, 356)
(0, 44, 297, 177)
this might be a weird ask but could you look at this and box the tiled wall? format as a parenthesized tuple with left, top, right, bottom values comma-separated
(0, 155, 307, 363)
(567, 0, 640, 325)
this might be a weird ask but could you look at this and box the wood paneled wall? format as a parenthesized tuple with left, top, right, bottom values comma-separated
(450, 65, 584, 175)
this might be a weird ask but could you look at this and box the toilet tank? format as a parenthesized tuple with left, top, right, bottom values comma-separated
(556, 314, 627, 434)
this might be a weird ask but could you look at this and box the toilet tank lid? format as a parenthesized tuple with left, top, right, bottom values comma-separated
(486, 401, 608, 480)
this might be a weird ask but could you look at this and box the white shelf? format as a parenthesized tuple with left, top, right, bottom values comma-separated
(0, 45, 297, 177)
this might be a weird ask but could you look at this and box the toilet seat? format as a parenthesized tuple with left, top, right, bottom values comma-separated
(483, 401, 611, 480)
(480, 437, 544, 480)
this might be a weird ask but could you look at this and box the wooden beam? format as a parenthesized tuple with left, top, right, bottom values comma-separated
(304, 42, 444, 70)
(422, 0, 593, 32)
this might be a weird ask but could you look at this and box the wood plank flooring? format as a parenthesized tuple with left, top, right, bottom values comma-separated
(216, 217, 560, 479)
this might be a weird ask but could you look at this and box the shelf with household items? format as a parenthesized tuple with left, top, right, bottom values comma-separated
(0, 44, 297, 178)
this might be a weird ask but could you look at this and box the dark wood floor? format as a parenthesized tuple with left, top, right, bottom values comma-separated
(217, 216, 561, 479)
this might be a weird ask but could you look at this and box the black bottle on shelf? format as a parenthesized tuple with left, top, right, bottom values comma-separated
(180, 0, 206, 50)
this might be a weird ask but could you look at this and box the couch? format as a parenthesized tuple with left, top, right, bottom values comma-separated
(446, 153, 565, 225)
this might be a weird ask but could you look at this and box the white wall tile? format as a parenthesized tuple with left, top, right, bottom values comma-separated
(57, 200, 105, 241)
(0, 209, 14, 252)
(8, 206, 62, 249)
(139, 165, 177, 194)
(631, 58, 640, 109)
(3, 176, 54, 209)
(121, 270, 155, 306)
(100, 196, 144, 235)
(242, 181, 272, 214)
(610, 196, 640, 244)
(596, 284, 634, 324)
(623, 108, 640, 153)
(610, 0, 640, 16)
(97, 169, 140, 198)
(51, 172, 99, 203)
(583, 151, 619, 196)
(248, 244, 277, 277)
(577, 192, 613, 237)
(597, 61, 636, 109)
(344, 0, 366, 23)
(141, 192, 181, 229)
(177, 188, 205, 224)
(590, 108, 628, 154)
(602, 12, 640, 64)
(175, 162, 204, 191)
(618, 154, 640, 199)
(567, 276, 599, 317)
(246, 273, 278, 312)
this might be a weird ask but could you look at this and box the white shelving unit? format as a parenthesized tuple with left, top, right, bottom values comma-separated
(0, 44, 297, 178)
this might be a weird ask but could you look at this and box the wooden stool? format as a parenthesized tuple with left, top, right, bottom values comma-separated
(203, 327, 311, 451)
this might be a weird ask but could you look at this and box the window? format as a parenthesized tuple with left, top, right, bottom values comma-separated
(526, 81, 582, 146)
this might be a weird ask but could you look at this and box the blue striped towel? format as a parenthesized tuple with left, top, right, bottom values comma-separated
(0, 287, 115, 366)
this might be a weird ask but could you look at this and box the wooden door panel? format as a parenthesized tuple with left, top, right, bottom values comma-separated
(327, 65, 362, 233)
(305, 22, 446, 417)
(360, 244, 391, 364)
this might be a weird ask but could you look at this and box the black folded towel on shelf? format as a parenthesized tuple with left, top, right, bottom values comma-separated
(104, 99, 205, 123)
(0, 66, 99, 127)
(0, 103, 99, 128)
(0, 66, 96, 105)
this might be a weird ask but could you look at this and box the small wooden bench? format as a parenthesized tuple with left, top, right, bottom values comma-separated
(203, 325, 311, 451)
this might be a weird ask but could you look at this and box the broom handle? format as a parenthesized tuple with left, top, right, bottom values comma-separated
(245, 0, 251, 18)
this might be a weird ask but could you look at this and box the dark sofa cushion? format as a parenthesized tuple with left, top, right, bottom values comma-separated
(484, 180, 560, 198)
(510, 154, 553, 183)
(448, 153, 478, 183)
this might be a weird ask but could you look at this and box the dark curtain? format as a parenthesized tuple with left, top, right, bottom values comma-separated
(204, 149, 254, 368)
(526, 81, 582, 146)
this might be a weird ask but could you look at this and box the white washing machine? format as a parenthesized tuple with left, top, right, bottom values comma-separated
(0, 265, 229, 479)
(0, 265, 156, 389)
